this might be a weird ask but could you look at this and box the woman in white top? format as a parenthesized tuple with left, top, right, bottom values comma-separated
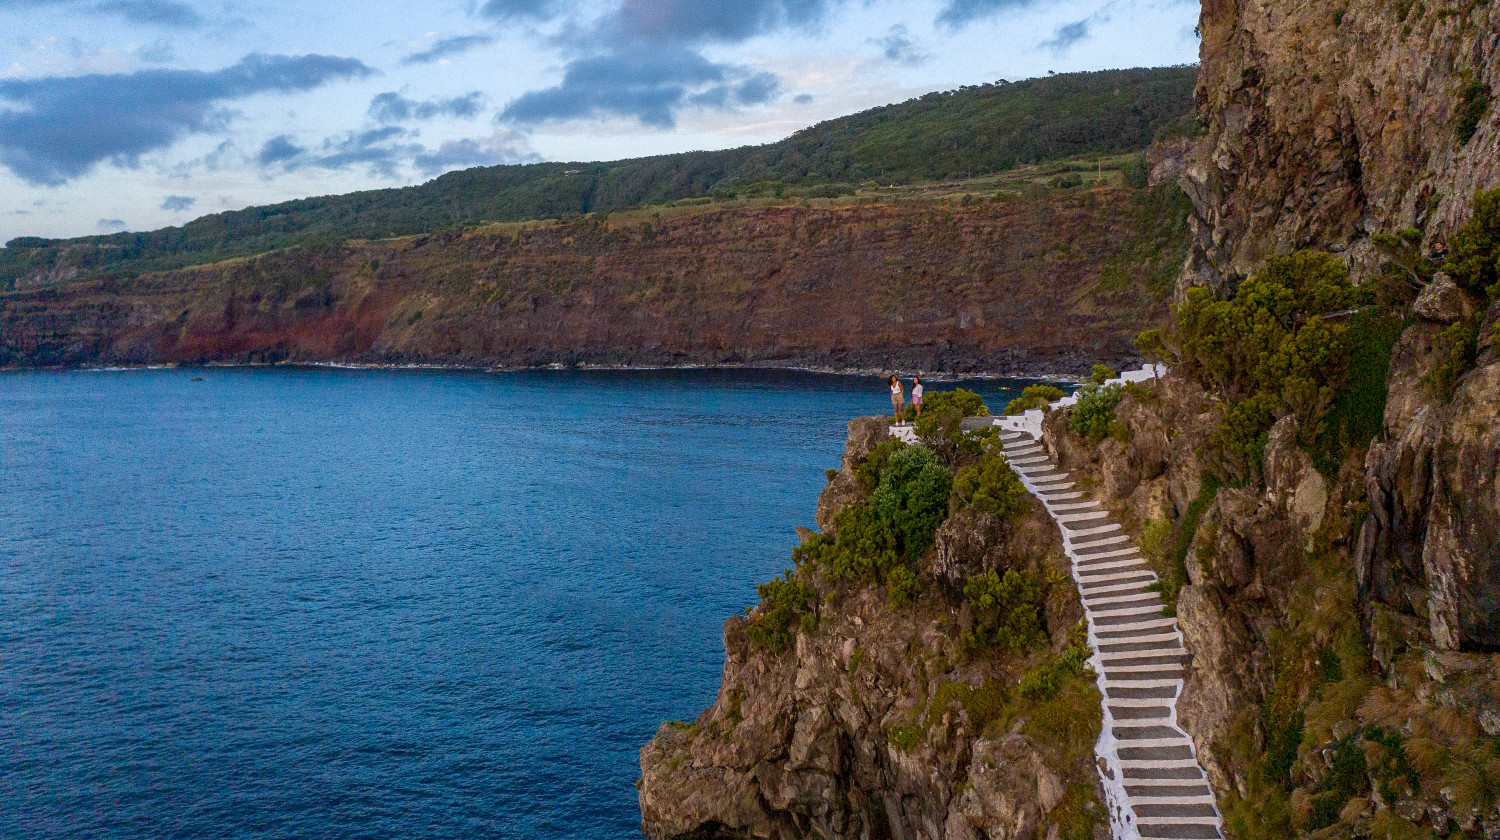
(910, 377, 923, 420)
(889, 375, 905, 424)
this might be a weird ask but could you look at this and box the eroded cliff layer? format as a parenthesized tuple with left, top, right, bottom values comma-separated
(0, 188, 1183, 375)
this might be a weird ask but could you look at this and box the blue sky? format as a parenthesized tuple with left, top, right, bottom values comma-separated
(0, 0, 1199, 241)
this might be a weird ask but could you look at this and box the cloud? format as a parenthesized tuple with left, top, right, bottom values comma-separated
(91, 0, 202, 28)
(257, 134, 304, 166)
(400, 34, 495, 66)
(793, 93, 813, 104)
(0, 53, 375, 186)
(160, 194, 195, 211)
(935, 0, 1037, 29)
(477, 0, 555, 20)
(369, 91, 484, 123)
(870, 24, 928, 65)
(97, 218, 126, 230)
(413, 129, 538, 175)
(1039, 17, 1089, 52)
(606, 0, 840, 45)
(135, 37, 175, 63)
(500, 48, 780, 128)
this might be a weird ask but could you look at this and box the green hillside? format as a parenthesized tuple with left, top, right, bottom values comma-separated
(0, 66, 1198, 287)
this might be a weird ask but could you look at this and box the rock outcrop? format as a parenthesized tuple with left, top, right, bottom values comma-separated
(1182, 0, 1499, 292)
(638, 419, 1107, 840)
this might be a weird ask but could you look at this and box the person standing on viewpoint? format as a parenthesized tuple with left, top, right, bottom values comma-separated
(889, 376, 905, 425)
(910, 377, 923, 420)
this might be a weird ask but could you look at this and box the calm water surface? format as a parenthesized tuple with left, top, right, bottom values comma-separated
(0, 367, 1039, 840)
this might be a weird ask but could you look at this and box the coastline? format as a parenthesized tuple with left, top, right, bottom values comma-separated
(2, 358, 1089, 384)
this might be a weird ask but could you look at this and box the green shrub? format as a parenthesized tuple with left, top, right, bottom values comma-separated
(920, 388, 988, 418)
(886, 565, 920, 608)
(953, 447, 1029, 519)
(1067, 383, 1124, 443)
(1019, 624, 1093, 701)
(1444, 188, 1500, 298)
(800, 445, 953, 586)
(926, 679, 1013, 734)
(962, 569, 1045, 651)
(855, 438, 907, 491)
(1088, 364, 1116, 385)
(1422, 315, 1481, 400)
(872, 446, 953, 559)
(747, 573, 818, 651)
(1309, 309, 1404, 475)
(1455, 77, 1491, 146)
(1172, 250, 1366, 484)
(1134, 328, 1170, 364)
(1004, 384, 1065, 415)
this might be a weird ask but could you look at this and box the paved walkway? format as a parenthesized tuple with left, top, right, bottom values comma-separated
(997, 429, 1222, 840)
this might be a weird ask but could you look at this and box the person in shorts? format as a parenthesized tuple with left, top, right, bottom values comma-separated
(889, 375, 905, 424)
(910, 377, 924, 420)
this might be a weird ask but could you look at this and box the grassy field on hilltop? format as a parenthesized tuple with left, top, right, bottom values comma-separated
(1, 66, 1197, 288)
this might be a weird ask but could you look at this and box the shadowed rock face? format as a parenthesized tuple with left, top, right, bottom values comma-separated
(0, 192, 1170, 375)
(1182, 0, 1499, 293)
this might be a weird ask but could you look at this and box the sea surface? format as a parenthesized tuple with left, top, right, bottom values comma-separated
(0, 367, 1043, 840)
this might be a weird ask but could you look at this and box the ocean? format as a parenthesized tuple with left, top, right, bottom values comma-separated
(0, 367, 1042, 840)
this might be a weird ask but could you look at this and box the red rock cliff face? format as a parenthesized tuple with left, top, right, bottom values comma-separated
(1183, 0, 1499, 292)
(0, 191, 1171, 374)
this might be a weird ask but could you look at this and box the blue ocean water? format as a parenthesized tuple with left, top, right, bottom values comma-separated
(0, 367, 1038, 840)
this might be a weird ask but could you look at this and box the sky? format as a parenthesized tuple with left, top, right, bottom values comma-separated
(0, 0, 1200, 242)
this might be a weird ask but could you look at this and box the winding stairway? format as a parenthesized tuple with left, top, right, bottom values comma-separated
(997, 429, 1224, 840)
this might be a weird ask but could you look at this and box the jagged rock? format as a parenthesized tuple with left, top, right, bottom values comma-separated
(1413, 274, 1476, 324)
(1262, 416, 1329, 550)
(816, 416, 888, 536)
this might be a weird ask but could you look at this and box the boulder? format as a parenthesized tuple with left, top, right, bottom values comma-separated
(1413, 273, 1476, 325)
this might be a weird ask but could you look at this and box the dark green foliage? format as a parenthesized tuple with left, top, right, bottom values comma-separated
(747, 573, 818, 651)
(915, 388, 990, 461)
(1204, 393, 1277, 484)
(855, 439, 907, 491)
(1455, 76, 1492, 146)
(886, 565, 920, 608)
(1019, 624, 1093, 701)
(962, 569, 1045, 651)
(1133, 328, 1170, 363)
(1371, 226, 1435, 306)
(1067, 383, 1124, 443)
(1155, 475, 1221, 616)
(1004, 384, 1065, 415)
(1309, 309, 1404, 475)
(804, 502, 901, 582)
(1172, 251, 1366, 484)
(1307, 736, 1367, 831)
(918, 388, 988, 418)
(799, 444, 952, 586)
(1260, 671, 1307, 788)
(1122, 154, 1150, 189)
(871, 446, 954, 560)
(1088, 364, 1116, 385)
(953, 447, 1029, 519)
(1444, 188, 1500, 298)
(0, 67, 1199, 286)
(1422, 315, 1481, 400)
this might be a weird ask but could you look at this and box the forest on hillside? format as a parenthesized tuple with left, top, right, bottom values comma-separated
(0, 66, 1198, 287)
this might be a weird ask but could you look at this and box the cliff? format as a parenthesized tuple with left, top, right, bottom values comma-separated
(638, 1, 1500, 838)
(639, 417, 1110, 840)
(1183, 0, 1499, 293)
(0, 187, 1185, 375)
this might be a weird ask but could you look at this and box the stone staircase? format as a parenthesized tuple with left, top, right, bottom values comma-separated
(997, 429, 1224, 840)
